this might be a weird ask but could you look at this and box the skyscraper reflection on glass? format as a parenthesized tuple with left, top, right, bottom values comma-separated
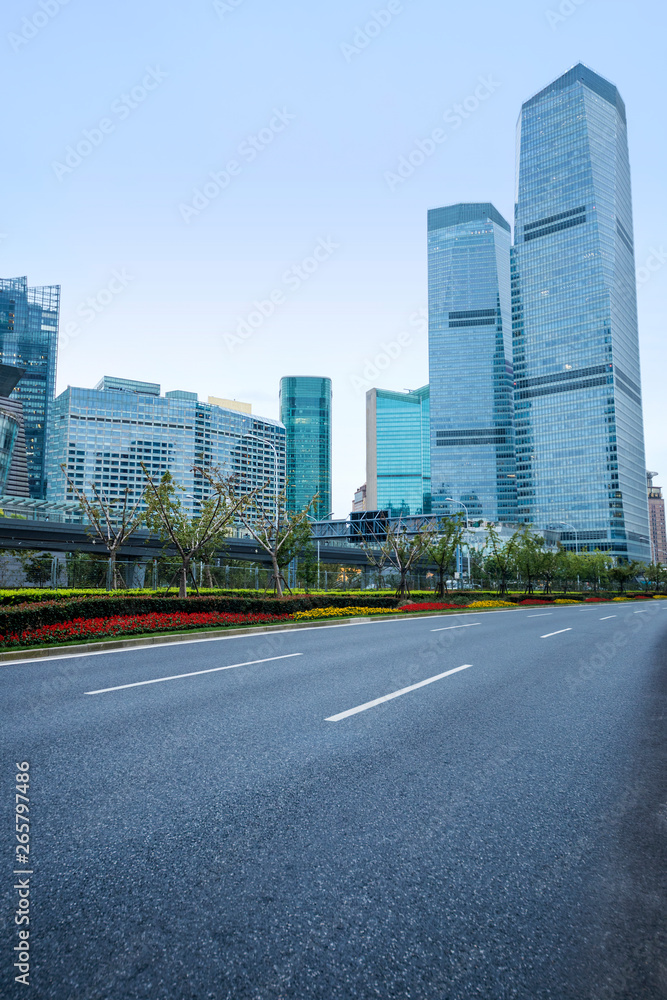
(513, 64, 650, 560)
(428, 203, 516, 523)
(0, 276, 59, 498)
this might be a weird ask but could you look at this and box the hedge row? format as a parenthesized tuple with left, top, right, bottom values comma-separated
(0, 593, 400, 638)
(0, 587, 658, 607)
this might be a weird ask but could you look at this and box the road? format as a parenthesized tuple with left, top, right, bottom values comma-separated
(2, 599, 666, 999)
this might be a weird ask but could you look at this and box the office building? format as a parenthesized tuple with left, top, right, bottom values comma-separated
(647, 472, 666, 564)
(428, 204, 516, 522)
(512, 64, 650, 560)
(352, 483, 367, 513)
(45, 377, 285, 518)
(0, 276, 59, 498)
(366, 386, 431, 516)
(279, 376, 332, 518)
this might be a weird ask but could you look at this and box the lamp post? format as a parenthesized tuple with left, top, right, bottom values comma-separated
(240, 430, 280, 522)
(307, 510, 334, 591)
(550, 520, 579, 553)
(445, 498, 470, 584)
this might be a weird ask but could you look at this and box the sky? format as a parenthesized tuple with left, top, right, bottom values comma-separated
(1, 0, 665, 517)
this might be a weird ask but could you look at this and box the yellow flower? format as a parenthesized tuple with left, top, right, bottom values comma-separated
(293, 606, 396, 621)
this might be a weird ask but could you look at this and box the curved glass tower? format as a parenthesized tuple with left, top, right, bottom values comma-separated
(279, 376, 332, 518)
(513, 64, 650, 560)
(428, 203, 516, 522)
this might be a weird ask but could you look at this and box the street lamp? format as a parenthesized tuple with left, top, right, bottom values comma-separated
(549, 520, 579, 553)
(445, 498, 470, 583)
(307, 509, 334, 590)
(240, 430, 280, 523)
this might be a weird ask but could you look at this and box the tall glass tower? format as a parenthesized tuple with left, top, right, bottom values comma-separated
(0, 277, 59, 498)
(366, 385, 430, 516)
(279, 376, 332, 518)
(428, 203, 516, 522)
(513, 64, 650, 560)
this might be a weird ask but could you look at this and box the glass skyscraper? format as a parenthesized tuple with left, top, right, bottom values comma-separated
(366, 386, 430, 516)
(46, 377, 286, 519)
(428, 204, 516, 522)
(513, 64, 650, 560)
(279, 376, 332, 518)
(0, 276, 59, 498)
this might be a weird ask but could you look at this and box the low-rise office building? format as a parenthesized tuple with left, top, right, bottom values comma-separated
(46, 376, 285, 517)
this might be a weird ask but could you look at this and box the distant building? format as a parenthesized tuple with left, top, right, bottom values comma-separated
(366, 386, 430, 516)
(207, 397, 252, 415)
(0, 364, 29, 496)
(512, 64, 650, 561)
(279, 377, 332, 518)
(428, 204, 516, 523)
(352, 483, 366, 512)
(45, 377, 285, 519)
(0, 276, 59, 498)
(647, 472, 666, 564)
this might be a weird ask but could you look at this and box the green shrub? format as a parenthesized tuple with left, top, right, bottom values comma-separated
(0, 593, 400, 640)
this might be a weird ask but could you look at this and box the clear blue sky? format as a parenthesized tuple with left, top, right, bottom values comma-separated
(2, 0, 665, 516)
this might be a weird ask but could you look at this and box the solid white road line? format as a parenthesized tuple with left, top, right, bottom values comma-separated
(325, 664, 472, 722)
(430, 623, 481, 632)
(84, 653, 303, 695)
(600, 616, 616, 620)
(528, 613, 552, 618)
(541, 628, 572, 638)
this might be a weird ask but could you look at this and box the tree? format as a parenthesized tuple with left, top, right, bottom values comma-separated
(298, 540, 319, 593)
(232, 480, 315, 598)
(608, 558, 642, 594)
(644, 562, 667, 593)
(538, 548, 558, 595)
(61, 465, 144, 590)
(356, 531, 390, 591)
(381, 520, 435, 599)
(16, 549, 52, 588)
(513, 525, 544, 594)
(484, 524, 520, 595)
(554, 547, 578, 595)
(427, 513, 465, 597)
(142, 465, 251, 598)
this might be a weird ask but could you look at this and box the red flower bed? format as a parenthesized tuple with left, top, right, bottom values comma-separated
(584, 597, 605, 602)
(0, 611, 295, 649)
(400, 602, 463, 611)
(518, 598, 554, 605)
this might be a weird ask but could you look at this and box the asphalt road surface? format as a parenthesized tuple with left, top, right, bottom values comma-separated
(2, 599, 666, 999)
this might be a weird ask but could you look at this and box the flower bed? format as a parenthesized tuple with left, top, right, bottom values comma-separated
(466, 599, 515, 609)
(293, 606, 398, 621)
(0, 611, 296, 649)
